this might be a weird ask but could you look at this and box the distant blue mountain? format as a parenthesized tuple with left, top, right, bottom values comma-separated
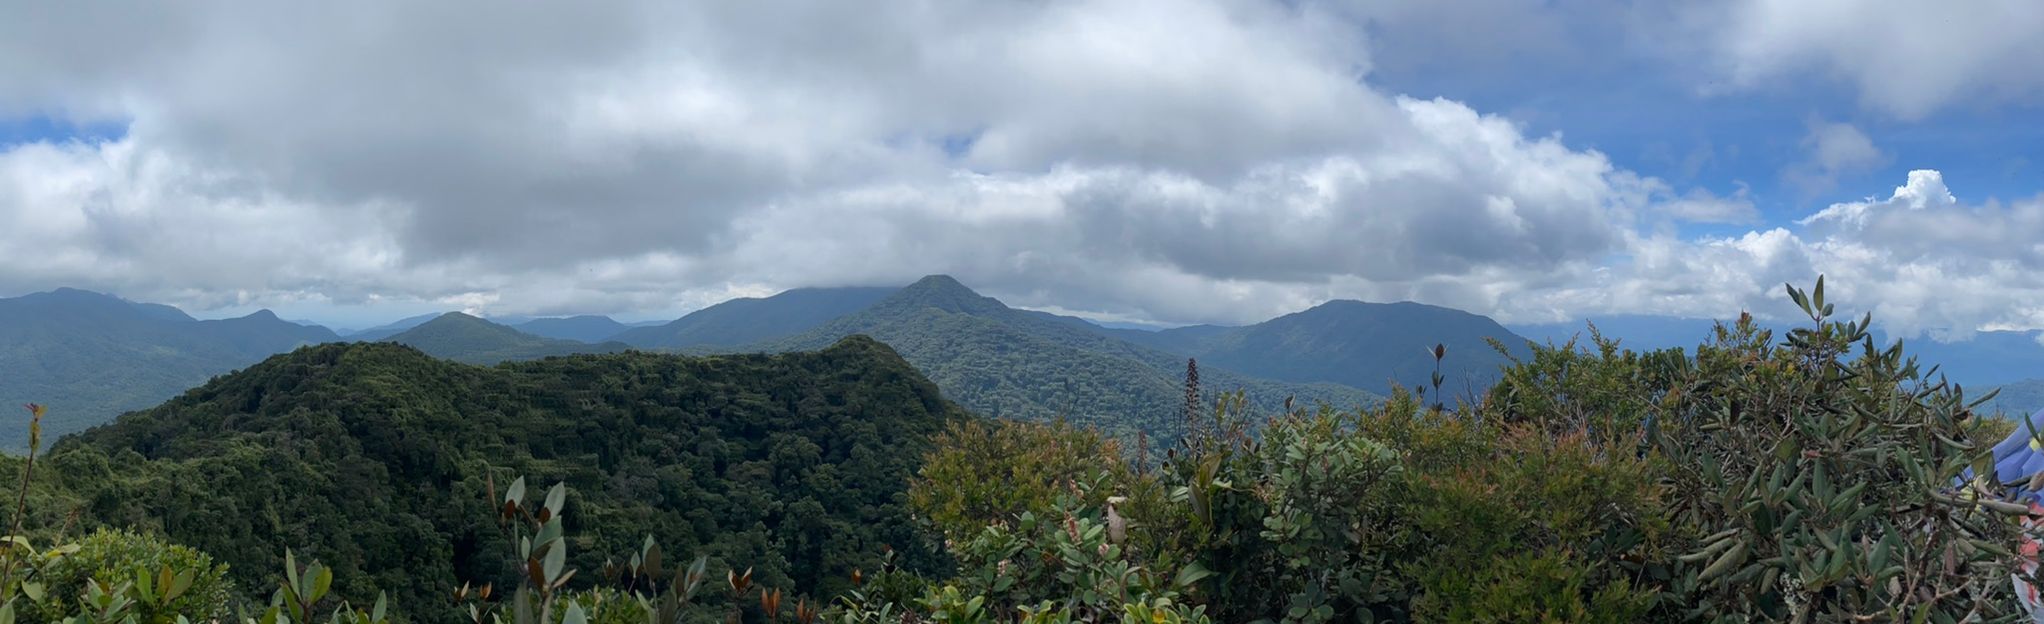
(511, 315, 632, 343)
(1100, 301, 1530, 396)
(0, 288, 337, 446)
(1510, 315, 1753, 353)
(345, 312, 446, 341)
(612, 286, 899, 349)
(385, 313, 629, 365)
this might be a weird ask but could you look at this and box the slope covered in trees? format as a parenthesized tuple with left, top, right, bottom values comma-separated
(343, 312, 445, 340)
(1146, 300, 1532, 396)
(758, 276, 1374, 438)
(35, 337, 962, 619)
(382, 312, 630, 364)
(612, 287, 898, 350)
(509, 315, 633, 343)
(0, 288, 337, 446)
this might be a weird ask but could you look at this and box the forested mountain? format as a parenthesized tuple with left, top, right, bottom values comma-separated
(1098, 323, 1236, 353)
(509, 315, 631, 343)
(343, 312, 445, 340)
(611, 286, 897, 350)
(39, 337, 961, 619)
(757, 276, 1374, 438)
(1985, 379, 2044, 417)
(1141, 300, 1532, 396)
(381, 312, 629, 364)
(0, 288, 336, 446)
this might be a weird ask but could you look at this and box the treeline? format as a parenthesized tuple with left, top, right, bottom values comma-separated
(0, 279, 2034, 622)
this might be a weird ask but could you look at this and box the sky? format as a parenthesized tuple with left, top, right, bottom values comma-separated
(2, 1, 2043, 336)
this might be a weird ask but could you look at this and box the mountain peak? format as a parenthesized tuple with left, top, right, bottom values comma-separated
(888, 275, 1007, 315)
(1296, 299, 1480, 322)
(242, 309, 281, 321)
(512, 315, 631, 343)
(8, 288, 196, 322)
(48, 286, 114, 297)
(610, 286, 899, 350)
(906, 274, 968, 290)
(28, 287, 123, 306)
(387, 311, 628, 365)
(393, 312, 514, 338)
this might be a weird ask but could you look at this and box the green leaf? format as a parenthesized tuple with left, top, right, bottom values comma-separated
(285, 550, 301, 596)
(505, 477, 527, 506)
(543, 540, 567, 583)
(561, 602, 588, 624)
(134, 567, 154, 603)
(1786, 284, 1811, 314)
(641, 540, 662, 578)
(536, 517, 563, 547)
(167, 569, 195, 603)
(544, 483, 567, 517)
(1172, 561, 1215, 588)
(312, 565, 334, 603)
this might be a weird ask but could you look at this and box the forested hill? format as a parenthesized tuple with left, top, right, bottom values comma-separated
(1128, 300, 1532, 396)
(382, 312, 631, 364)
(44, 337, 962, 620)
(612, 286, 898, 350)
(0, 288, 337, 446)
(757, 275, 1375, 438)
(509, 315, 633, 343)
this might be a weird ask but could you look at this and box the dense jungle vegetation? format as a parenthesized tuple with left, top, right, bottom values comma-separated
(0, 279, 2034, 623)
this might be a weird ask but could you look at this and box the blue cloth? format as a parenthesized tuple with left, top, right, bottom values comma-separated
(1982, 408, 2044, 503)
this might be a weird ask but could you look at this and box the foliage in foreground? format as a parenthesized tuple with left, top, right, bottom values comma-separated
(890, 277, 2033, 622)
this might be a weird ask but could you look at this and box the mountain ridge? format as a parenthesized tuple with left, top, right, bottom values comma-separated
(757, 275, 1378, 438)
(0, 288, 337, 446)
(383, 312, 630, 365)
(612, 286, 898, 350)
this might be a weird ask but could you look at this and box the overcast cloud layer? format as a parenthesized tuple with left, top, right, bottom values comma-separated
(2, 0, 2043, 337)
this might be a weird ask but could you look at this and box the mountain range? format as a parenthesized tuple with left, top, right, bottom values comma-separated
(753, 276, 1377, 437)
(0, 288, 337, 446)
(1111, 300, 1529, 396)
(63, 277, 2038, 445)
(609, 287, 898, 350)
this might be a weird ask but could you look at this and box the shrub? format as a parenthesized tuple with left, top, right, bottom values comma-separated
(909, 418, 1144, 544)
(23, 527, 234, 623)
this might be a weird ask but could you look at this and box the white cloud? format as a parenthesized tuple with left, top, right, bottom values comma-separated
(1562, 170, 2044, 340)
(0, 0, 1751, 325)
(1781, 120, 1886, 196)
(1705, 0, 2044, 118)
(1805, 122, 1884, 174)
(1, 1, 2038, 343)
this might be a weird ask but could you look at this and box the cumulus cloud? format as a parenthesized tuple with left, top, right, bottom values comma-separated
(1704, 0, 2044, 118)
(0, 0, 1751, 323)
(1547, 170, 2044, 341)
(1783, 120, 1886, 195)
(1, 1, 2038, 340)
